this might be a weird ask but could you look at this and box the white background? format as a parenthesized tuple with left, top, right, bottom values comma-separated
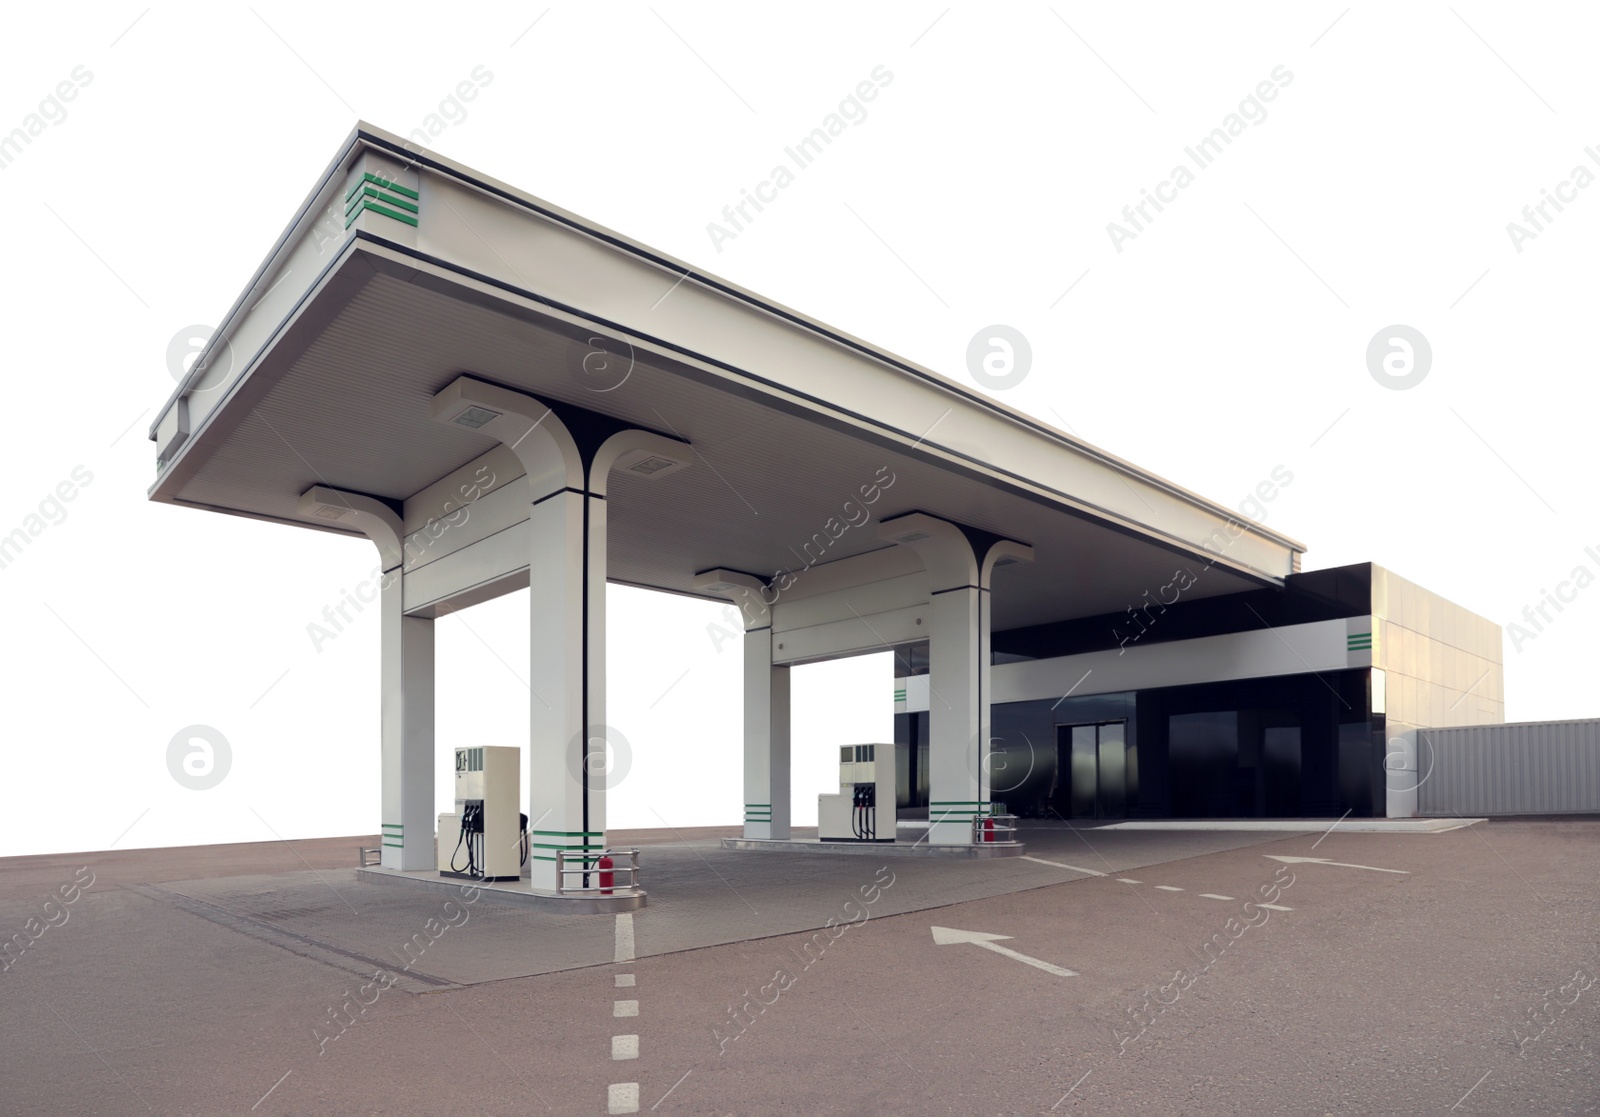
(0, 3, 1592, 857)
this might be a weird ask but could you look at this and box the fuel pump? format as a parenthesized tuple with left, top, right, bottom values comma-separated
(819, 744, 897, 842)
(437, 746, 528, 882)
(851, 783, 876, 840)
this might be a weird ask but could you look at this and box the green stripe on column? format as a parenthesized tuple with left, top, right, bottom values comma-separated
(929, 801, 997, 819)
(531, 841, 606, 849)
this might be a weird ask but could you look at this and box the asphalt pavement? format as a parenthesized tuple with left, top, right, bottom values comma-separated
(0, 820, 1595, 1114)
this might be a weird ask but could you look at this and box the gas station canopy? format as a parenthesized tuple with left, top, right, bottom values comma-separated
(149, 124, 1309, 889)
(150, 123, 1301, 632)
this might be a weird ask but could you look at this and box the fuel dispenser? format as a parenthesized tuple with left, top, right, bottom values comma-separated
(818, 743, 897, 842)
(437, 746, 528, 882)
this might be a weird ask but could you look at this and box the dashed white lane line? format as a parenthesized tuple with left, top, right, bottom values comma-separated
(1021, 855, 1107, 876)
(614, 913, 635, 963)
(608, 1082, 639, 1113)
(610, 918, 640, 1114)
(1109, 878, 1292, 908)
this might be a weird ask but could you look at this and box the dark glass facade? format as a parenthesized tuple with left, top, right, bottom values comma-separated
(892, 563, 1389, 819)
(895, 669, 1383, 820)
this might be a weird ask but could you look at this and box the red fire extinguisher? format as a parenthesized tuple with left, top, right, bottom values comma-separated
(598, 854, 614, 895)
(982, 818, 994, 843)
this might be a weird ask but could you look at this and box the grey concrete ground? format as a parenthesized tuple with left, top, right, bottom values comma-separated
(0, 820, 1595, 1114)
(126, 825, 1293, 986)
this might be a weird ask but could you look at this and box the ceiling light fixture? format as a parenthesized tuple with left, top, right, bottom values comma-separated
(452, 405, 501, 429)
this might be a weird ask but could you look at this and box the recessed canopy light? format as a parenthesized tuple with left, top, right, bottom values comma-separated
(310, 505, 349, 521)
(628, 456, 675, 475)
(894, 530, 931, 543)
(452, 405, 501, 429)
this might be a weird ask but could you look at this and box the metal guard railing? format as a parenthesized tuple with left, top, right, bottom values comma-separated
(972, 814, 1019, 843)
(555, 847, 641, 894)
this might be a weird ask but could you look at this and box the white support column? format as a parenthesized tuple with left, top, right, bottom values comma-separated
(926, 584, 985, 844)
(879, 516, 1034, 845)
(380, 579, 435, 868)
(977, 538, 1032, 840)
(742, 628, 791, 839)
(695, 570, 788, 840)
(524, 489, 603, 888)
(298, 487, 434, 870)
(431, 377, 690, 890)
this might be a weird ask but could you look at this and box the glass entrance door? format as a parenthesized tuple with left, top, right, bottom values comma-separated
(1055, 721, 1128, 819)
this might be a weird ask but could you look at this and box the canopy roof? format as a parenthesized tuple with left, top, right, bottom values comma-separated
(149, 124, 1303, 632)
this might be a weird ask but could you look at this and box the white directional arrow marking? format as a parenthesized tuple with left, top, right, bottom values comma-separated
(930, 926, 1078, 977)
(1265, 855, 1408, 874)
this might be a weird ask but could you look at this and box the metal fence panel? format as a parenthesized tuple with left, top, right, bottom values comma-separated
(1419, 719, 1600, 816)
